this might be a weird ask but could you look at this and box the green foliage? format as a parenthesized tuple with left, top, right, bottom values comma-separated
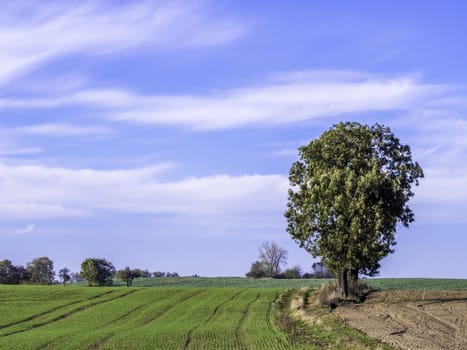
(27, 257, 55, 285)
(285, 122, 423, 296)
(246, 261, 267, 278)
(58, 268, 71, 286)
(116, 267, 143, 287)
(0, 260, 27, 284)
(280, 266, 303, 279)
(80, 258, 115, 286)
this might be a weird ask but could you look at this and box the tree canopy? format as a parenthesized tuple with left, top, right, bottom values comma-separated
(58, 267, 71, 286)
(116, 267, 142, 287)
(0, 260, 27, 284)
(285, 122, 423, 297)
(27, 257, 55, 285)
(80, 258, 115, 286)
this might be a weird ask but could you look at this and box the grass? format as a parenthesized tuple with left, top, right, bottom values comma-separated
(364, 278, 467, 290)
(276, 289, 395, 350)
(117, 276, 467, 290)
(125, 276, 333, 288)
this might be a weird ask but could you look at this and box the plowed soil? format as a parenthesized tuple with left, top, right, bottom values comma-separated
(333, 290, 467, 350)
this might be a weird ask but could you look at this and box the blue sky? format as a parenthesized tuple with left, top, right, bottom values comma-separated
(1, 1, 466, 278)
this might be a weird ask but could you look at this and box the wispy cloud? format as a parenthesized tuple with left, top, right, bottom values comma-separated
(12, 123, 113, 137)
(0, 138, 43, 156)
(0, 163, 287, 225)
(16, 224, 35, 235)
(0, 71, 454, 130)
(0, 1, 246, 85)
(395, 113, 467, 223)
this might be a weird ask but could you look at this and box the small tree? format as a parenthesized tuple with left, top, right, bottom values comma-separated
(27, 257, 55, 285)
(80, 258, 115, 286)
(58, 268, 71, 286)
(259, 241, 288, 277)
(116, 267, 142, 287)
(245, 261, 266, 278)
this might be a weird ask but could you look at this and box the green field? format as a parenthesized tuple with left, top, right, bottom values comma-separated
(0, 285, 295, 350)
(1, 278, 466, 349)
(123, 276, 467, 290)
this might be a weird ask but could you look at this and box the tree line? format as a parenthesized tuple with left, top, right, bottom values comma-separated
(0, 257, 180, 287)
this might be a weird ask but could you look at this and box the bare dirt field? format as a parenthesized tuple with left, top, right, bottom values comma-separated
(333, 290, 467, 350)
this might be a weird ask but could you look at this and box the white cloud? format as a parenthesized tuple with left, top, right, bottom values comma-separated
(12, 123, 113, 137)
(0, 162, 287, 221)
(0, 146, 43, 156)
(15, 224, 35, 235)
(0, 71, 452, 130)
(0, 1, 246, 85)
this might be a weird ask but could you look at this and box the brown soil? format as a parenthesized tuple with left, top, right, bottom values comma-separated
(333, 290, 467, 350)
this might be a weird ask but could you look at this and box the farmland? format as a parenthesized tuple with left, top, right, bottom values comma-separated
(1, 278, 466, 349)
(0, 285, 293, 349)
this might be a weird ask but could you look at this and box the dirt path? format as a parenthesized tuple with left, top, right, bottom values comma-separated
(333, 290, 467, 350)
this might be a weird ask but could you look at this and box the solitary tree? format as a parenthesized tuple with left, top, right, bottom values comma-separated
(80, 258, 115, 286)
(58, 268, 71, 286)
(258, 241, 288, 277)
(285, 122, 423, 297)
(27, 257, 55, 285)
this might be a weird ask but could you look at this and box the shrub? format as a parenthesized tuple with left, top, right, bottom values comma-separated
(318, 279, 373, 306)
(318, 282, 340, 307)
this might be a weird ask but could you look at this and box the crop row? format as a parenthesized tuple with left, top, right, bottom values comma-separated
(0, 286, 301, 349)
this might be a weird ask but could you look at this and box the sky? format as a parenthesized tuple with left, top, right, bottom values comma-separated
(1, 1, 466, 278)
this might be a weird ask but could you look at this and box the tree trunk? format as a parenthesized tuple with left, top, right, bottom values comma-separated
(337, 268, 349, 298)
(350, 268, 358, 283)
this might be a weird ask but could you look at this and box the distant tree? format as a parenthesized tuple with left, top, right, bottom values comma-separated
(311, 261, 335, 278)
(245, 261, 266, 278)
(281, 265, 302, 279)
(285, 122, 423, 297)
(80, 258, 115, 286)
(166, 272, 179, 278)
(58, 268, 71, 286)
(258, 241, 288, 277)
(16, 265, 29, 283)
(70, 272, 84, 284)
(116, 267, 142, 287)
(0, 259, 23, 284)
(153, 271, 165, 278)
(140, 269, 151, 278)
(27, 257, 55, 285)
